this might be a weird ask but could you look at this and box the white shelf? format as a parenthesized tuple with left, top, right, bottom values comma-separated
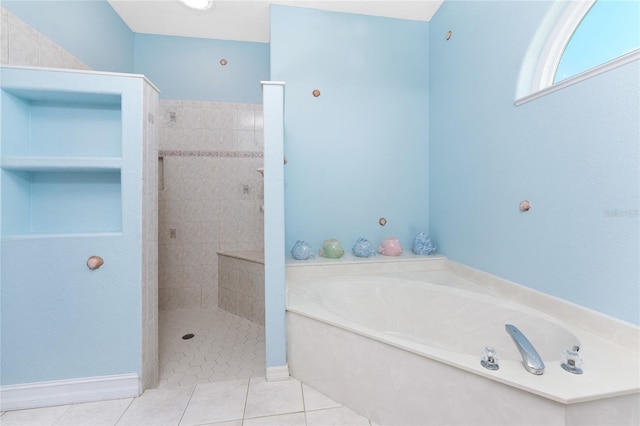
(1, 156, 122, 171)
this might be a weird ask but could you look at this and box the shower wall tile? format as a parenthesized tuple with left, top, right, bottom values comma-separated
(237, 242, 263, 252)
(142, 80, 160, 391)
(183, 244, 204, 266)
(37, 35, 66, 68)
(1, 8, 8, 64)
(7, 12, 38, 66)
(237, 108, 255, 130)
(159, 265, 183, 289)
(201, 286, 217, 309)
(238, 131, 256, 151)
(158, 100, 264, 310)
(219, 242, 240, 252)
(254, 109, 264, 130)
(1, 7, 91, 70)
(182, 287, 202, 310)
(160, 243, 184, 266)
(202, 244, 219, 264)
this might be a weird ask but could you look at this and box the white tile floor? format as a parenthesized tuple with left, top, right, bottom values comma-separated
(0, 376, 374, 425)
(1, 308, 374, 425)
(159, 309, 265, 386)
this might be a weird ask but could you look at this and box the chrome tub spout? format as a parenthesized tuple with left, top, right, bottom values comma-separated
(505, 324, 545, 375)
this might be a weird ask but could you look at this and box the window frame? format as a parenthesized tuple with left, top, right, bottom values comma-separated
(514, 0, 640, 106)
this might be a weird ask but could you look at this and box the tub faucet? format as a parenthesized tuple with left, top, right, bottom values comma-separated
(505, 324, 545, 375)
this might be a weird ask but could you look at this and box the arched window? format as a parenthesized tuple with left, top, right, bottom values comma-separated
(516, 0, 640, 105)
(555, 0, 640, 83)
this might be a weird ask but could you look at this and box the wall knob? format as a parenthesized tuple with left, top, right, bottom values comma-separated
(519, 200, 531, 212)
(87, 256, 104, 270)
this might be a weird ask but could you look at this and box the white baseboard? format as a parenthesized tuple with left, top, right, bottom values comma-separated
(1, 373, 140, 411)
(265, 364, 289, 381)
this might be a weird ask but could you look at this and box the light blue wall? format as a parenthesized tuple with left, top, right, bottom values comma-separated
(270, 5, 430, 254)
(133, 34, 269, 103)
(1, 0, 134, 72)
(262, 83, 287, 369)
(429, 1, 639, 325)
(1, 0, 270, 102)
(1, 68, 147, 384)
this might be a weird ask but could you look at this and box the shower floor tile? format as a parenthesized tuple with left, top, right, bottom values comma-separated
(159, 308, 265, 386)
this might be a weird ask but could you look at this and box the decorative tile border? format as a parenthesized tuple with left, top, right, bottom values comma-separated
(159, 150, 263, 158)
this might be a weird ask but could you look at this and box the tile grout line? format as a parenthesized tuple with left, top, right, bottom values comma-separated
(240, 376, 251, 425)
(176, 384, 198, 426)
(301, 380, 309, 426)
(50, 403, 74, 426)
(113, 397, 136, 426)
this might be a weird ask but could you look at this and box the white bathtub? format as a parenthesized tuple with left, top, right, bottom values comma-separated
(286, 255, 640, 425)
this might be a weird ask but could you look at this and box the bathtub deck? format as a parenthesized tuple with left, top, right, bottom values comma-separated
(285, 255, 639, 424)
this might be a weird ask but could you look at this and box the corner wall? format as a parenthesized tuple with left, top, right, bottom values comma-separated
(428, 1, 639, 325)
(270, 5, 430, 254)
(133, 34, 269, 103)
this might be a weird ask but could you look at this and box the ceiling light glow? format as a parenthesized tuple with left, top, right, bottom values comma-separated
(180, 0, 213, 11)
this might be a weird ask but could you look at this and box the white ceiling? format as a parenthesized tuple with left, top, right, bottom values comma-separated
(107, 1, 444, 43)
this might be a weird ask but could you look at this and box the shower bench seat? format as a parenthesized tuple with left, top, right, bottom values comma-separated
(217, 251, 265, 326)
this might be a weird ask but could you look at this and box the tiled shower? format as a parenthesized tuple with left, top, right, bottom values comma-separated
(156, 100, 267, 384)
(157, 99, 265, 310)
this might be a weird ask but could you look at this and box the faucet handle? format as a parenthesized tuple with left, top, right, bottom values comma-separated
(561, 346, 583, 374)
(481, 346, 500, 371)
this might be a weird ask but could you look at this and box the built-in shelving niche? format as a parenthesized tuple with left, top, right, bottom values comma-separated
(1, 169, 122, 236)
(1, 88, 123, 237)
